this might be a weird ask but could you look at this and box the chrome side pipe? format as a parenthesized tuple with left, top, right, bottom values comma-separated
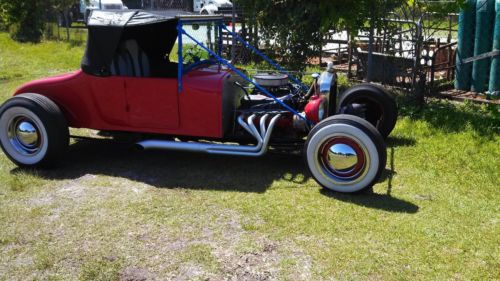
(136, 114, 281, 157)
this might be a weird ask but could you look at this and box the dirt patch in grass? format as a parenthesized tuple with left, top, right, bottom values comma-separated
(1, 33, 499, 280)
(1, 172, 313, 280)
(119, 267, 151, 281)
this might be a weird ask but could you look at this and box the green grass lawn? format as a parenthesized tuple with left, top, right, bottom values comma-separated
(0, 32, 499, 281)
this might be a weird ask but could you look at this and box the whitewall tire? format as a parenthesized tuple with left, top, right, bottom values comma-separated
(305, 115, 386, 193)
(0, 94, 69, 168)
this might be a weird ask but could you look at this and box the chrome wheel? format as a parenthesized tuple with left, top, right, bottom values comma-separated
(7, 117, 42, 155)
(0, 105, 49, 166)
(0, 94, 69, 168)
(318, 136, 369, 183)
(305, 115, 386, 193)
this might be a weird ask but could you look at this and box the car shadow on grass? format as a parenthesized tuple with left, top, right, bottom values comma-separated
(318, 137, 419, 214)
(386, 135, 416, 148)
(11, 135, 419, 213)
(320, 189, 419, 213)
(16, 139, 308, 193)
(320, 134, 419, 214)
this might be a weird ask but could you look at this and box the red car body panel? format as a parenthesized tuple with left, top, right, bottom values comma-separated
(14, 68, 230, 139)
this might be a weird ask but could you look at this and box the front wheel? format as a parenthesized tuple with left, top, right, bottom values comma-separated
(338, 83, 397, 139)
(304, 115, 386, 193)
(0, 94, 69, 168)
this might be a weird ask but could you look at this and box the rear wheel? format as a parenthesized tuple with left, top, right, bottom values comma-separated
(0, 94, 69, 168)
(338, 83, 397, 139)
(305, 115, 386, 193)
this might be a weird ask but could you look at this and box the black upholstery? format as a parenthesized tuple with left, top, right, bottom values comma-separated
(110, 40, 150, 77)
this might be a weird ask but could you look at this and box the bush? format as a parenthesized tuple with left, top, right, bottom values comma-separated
(1, 0, 45, 43)
(0, 12, 7, 31)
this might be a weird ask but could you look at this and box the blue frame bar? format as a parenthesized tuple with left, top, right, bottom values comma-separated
(180, 28, 311, 124)
(221, 25, 308, 91)
(177, 18, 225, 93)
(177, 22, 183, 92)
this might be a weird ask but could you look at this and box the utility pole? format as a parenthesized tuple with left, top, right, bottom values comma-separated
(99, 0, 102, 9)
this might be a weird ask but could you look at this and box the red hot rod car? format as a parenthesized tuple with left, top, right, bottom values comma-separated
(0, 11, 397, 193)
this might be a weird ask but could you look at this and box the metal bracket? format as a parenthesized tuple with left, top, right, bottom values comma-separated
(461, 50, 500, 65)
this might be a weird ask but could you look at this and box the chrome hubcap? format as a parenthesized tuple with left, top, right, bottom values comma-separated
(328, 143, 359, 172)
(8, 117, 42, 155)
(319, 137, 368, 181)
(16, 121, 38, 147)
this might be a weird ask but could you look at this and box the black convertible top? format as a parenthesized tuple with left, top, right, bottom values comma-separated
(86, 9, 177, 27)
(82, 10, 180, 76)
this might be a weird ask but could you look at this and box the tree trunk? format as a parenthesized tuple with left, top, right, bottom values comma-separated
(64, 9, 70, 41)
(366, 16, 375, 82)
(347, 31, 353, 78)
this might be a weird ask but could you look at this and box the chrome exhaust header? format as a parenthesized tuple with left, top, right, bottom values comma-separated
(136, 114, 281, 157)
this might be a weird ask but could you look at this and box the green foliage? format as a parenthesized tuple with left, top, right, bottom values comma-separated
(406, 0, 465, 15)
(0, 0, 78, 42)
(51, 0, 79, 10)
(183, 45, 210, 64)
(0, 6, 7, 31)
(234, 0, 465, 70)
(0, 30, 498, 281)
(236, 0, 406, 70)
(239, 0, 324, 70)
(0, 0, 46, 42)
(319, 0, 404, 31)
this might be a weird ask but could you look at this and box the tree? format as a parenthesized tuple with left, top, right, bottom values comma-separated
(320, 0, 404, 81)
(51, 0, 79, 41)
(0, 0, 83, 43)
(0, 6, 7, 31)
(234, 0, 323, 70)
(235, 0, 406, 71)
(0, 0, 46, 42)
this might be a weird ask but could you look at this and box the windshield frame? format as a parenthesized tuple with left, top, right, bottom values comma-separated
(176, 16, 225, 91)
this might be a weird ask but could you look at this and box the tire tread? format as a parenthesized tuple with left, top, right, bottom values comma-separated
(338, 83, 397, 138)
(0, 94, 69, 168)
(304, 114, 387, 193)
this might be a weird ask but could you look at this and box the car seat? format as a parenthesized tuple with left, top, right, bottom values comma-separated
(110, 40, 150, 77)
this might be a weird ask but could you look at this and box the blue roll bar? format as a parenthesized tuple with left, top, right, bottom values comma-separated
(177, 19, 311, 124)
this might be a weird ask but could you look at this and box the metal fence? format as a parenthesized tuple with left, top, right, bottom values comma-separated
(320, 11, 458, 99)
(43, 6, 87, 45)
(40, 2, 462, 100)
